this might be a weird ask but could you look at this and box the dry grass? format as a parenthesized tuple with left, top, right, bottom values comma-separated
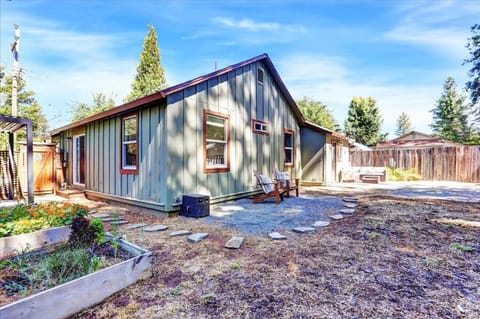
(8, 194, 480, 318)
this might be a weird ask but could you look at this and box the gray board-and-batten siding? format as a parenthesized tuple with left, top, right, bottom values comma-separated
(57, 60, 301, 212)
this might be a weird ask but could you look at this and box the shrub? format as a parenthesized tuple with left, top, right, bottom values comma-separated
(386, 167, 422, 181)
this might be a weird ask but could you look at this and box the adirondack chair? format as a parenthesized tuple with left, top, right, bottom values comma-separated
(253, 170, 285, 204)
(273, 168, 299, 197)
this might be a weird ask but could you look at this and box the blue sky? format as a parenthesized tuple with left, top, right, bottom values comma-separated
(1, 0, 478, 137)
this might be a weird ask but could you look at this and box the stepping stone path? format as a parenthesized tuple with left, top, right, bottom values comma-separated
(344, 203, 358, 208)
(330, 214, 344, 220)
(225, 236, 244, 249)
(269, 232, 287, 240)
(343, 197, 358, 203)
(292, 227, 315, 234)
(188, 233, 209, 243)
(125, 223, 148, 230)
(90, 213, 110, 219)
(169, 230, 193, 237)
(144, 225, 168, 232)
(102, 217, 124, 222)
(339, 208, 355, 215)
(312, 220, 330, 227)
(110, 220, 129, 226)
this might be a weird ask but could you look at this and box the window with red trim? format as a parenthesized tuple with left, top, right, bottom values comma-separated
(252, 119, 269, 135)
(284, 129, 294, 167)
(204, 110, 230, 173)
(121, 115, 138, 173)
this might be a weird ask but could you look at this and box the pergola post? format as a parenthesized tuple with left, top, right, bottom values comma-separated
(7, 133, 15, 200)
(26, 119, 34, 203)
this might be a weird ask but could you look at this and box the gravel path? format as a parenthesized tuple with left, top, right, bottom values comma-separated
(204, 195, 344, 235)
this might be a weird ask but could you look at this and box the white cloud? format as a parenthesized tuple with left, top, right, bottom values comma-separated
(212, 16, 306, 33)
(384, 0, 480, 59)
(277, 53, 441, 136)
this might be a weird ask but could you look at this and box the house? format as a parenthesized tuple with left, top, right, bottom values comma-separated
(375, 131, 461, 149)
(51, 53, 349, 213)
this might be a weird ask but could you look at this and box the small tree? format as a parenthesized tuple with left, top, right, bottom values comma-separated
(394, 112, 414, 136)
(344, 96, 383, 146)
(296, 97, 340, 131)
(430, 77, 472, 143)
(464, 24, 480, 121)
(125, 24, 167, 102)
(70, 92, 116, 122)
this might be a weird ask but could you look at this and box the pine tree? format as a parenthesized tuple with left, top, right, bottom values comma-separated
(297, 97, 340, 131)
(125, 24, 167, 102)
(0, 69, 49, 142)
(464, 24, 480, 121)
(430, 77, 471, 143)
(70, 92, 116, 122)
(394, 112, 413, 136)
(344, 97, 383, 146)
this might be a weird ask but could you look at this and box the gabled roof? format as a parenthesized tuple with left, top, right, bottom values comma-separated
(392, 130, 434, 141)
(51, 53, 305, 136)
(303, 120, 353, 143)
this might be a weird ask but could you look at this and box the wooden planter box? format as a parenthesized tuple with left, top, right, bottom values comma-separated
(0, 235, 153, 319)
(0, 226, 71, 258)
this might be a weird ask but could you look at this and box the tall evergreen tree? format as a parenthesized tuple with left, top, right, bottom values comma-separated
(430, 77, 472, 143)
(464, 24, 480, 121)
(0, 69, 48, 142)
(344, 96, 383, 146)
(70, 92, 116, 122)
(297, 97, 340, 131)
(125, 24, 167, 102)
(394, 112, 414, 136)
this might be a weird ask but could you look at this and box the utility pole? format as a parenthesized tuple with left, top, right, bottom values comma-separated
(11, 24, 20, 117)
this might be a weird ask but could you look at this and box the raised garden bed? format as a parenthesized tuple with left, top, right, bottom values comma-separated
(0, 215, 152, 319)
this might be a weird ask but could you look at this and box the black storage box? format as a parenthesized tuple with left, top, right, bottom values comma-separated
(181, 194, 210, 218)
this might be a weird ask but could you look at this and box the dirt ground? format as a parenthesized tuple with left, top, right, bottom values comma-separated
(67, 188, 480, 319)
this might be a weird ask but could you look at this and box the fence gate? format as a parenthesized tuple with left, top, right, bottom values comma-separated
(18, 143, 56, 195)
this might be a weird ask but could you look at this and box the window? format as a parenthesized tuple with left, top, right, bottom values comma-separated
(121, 114, 138, 173)
(204, 110, 230, 173)
(284, 129, 294, 167)
(252, 119, 269, 135)
(257, 67, 264, 85)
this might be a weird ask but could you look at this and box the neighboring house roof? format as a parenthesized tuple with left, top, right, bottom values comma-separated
(375, 138, 462, 149)
(351, 142, 372, 151)
(51, 53, 307, 136)
(392, 130, 434, 141)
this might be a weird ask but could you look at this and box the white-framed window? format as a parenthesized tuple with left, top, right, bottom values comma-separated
(204, 110, 230, 173)
(252, 119, 269, 135)
(121, 114, 138, 173)
(284, 129, 294, 167)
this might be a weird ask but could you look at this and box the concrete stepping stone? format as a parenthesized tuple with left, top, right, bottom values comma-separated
(343, 197, 358, 203)
(344, 203, 358, 208)
(188, 233, 209, 243)
(330, 214, 344, 220)
(340, 208, 355, 215)
(110, 220, 129, 225)
(292, 227, 315, 234)
(268, 232, 287, 240)
(144, 225, 168, 232)
(90, 213, 110, 219)
(225, 236, 244, 249)
(102, 217, 124, 222)
(169, 230, 193, 237)
(125, 223, 148, 230)
(312, 220, 330, 227)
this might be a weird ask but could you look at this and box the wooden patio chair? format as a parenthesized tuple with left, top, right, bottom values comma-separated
(273, 168, 299, 197)
(253, 170, 285, 204)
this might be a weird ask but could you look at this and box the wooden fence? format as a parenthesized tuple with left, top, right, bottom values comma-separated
(350, 146, 480, 183)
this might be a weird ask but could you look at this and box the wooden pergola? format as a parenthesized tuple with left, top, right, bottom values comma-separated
(0, 115, 34, 203)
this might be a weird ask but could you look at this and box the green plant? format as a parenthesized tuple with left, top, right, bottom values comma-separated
(230, 262, 241, 270)
(386, 167, 422, 181)
(90, 218, 106, 244)
(450, 242, 476, 252)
